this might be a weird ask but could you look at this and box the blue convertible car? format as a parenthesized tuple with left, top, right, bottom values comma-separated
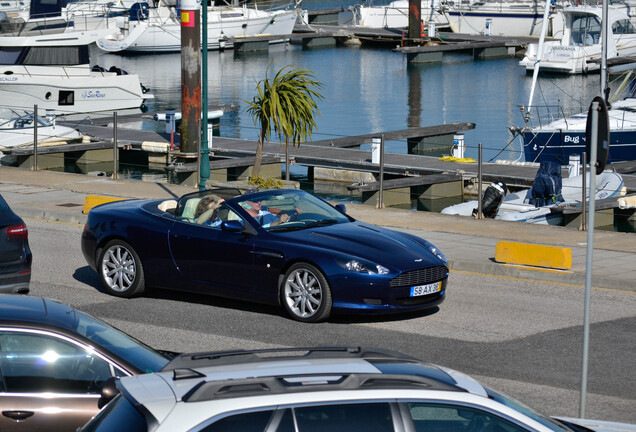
(81, 188, 449, 322)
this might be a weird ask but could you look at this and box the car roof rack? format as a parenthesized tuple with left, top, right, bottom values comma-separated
(162, 347, 420, 372)
(181, 371, 466, 403)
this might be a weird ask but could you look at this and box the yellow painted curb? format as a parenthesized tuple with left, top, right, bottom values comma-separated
(83, 195, 127, 214)
(495, 241, 572, 270)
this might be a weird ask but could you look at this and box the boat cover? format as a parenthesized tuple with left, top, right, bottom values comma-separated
(529, 161, 564, 206)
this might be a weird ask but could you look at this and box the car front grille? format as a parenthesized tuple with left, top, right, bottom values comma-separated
(390, 266, 449, 288)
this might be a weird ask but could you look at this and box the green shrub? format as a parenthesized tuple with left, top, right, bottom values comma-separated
(247, 176, 284, 189)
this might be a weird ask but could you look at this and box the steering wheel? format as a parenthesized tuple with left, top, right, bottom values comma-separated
(294, 212, 321, 223)
(14, 119, 25, 128)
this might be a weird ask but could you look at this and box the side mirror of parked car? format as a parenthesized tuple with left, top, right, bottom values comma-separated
(98, 377, 120, 409)
(335, 204, 347, 214)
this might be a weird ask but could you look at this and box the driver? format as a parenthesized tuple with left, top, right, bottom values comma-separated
(242, 198, 290, 228)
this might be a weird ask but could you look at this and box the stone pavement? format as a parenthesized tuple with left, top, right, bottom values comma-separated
(1, 166, 635, 291)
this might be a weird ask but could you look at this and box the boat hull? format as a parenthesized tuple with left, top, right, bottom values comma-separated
(446, 8, 565, 37)
(0, 65, 152, 115)
(523, 129, 636, 164)
(97, 8, 297, 53)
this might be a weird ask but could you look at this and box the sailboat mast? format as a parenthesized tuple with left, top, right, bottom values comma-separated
(525, 0, 553, 123)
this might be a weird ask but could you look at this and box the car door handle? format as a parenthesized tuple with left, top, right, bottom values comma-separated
(3, 410, 34, 421)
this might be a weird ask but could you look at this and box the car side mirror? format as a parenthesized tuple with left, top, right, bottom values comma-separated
(335, 204, 347, 214)
(98, 377, 120, 409)
(221, 220, 245, 232)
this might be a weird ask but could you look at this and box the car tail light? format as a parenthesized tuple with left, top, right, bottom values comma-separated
(6, 223, 28, 239)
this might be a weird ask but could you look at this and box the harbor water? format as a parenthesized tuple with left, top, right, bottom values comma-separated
(84, 0, 629, 229)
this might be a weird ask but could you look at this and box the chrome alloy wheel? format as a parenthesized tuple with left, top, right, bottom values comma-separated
(284, 267, 323, 319)
(101, 244, 136, 293)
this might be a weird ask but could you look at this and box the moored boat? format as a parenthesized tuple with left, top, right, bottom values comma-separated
(0, 108, 83, 149)
(441, 166, 625, 224)
(0, 43, 153, 117)
(96, 0, 298, 53)
(519, 5, 636, 74)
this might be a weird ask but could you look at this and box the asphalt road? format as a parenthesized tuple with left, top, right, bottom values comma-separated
(25, 218, 636, 424)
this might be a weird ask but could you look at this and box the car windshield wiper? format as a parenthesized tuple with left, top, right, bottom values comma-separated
(305, 218, 340, 228)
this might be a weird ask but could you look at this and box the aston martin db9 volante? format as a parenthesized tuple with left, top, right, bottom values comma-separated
(81, 188, 449, 322)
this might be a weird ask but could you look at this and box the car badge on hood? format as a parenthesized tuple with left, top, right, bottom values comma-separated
(415, 258, 423, 262)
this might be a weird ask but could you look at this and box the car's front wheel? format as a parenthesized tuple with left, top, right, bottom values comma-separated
(281, 263, 332, 323)
(98, 240, 145, 298)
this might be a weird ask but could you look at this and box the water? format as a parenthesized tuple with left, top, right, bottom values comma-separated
(89, 0, 608, 167)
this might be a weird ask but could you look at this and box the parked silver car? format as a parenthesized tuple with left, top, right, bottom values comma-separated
(80, 347, 636, 432)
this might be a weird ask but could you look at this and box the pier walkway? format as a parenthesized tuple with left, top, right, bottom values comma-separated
(11, 121, 636, 194)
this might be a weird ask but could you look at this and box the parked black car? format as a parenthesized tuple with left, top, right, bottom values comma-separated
(0, 193, 31, 294)
(0, 295, 173, 431)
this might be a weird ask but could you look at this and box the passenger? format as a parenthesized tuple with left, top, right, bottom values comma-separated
(194, 194, 224, 226)
(241, 198, 290, 228)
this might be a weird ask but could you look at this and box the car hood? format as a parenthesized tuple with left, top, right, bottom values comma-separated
(554, 417, 636, 432)
(276, 221, 444, 269)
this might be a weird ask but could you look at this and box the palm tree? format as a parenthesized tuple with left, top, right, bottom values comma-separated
(245, 64, 324, 180)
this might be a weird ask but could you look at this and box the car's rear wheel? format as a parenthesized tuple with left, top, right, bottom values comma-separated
(98, 240, 145, 298)
(281, 263, 332, 323)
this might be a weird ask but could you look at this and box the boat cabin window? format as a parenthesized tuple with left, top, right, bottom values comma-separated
(612, 19, 635, 35)
(59, 90, 74, 106)
(0, 48, 21, 65)
(22, 46, 88, 66)
(570, 14, 601, 46)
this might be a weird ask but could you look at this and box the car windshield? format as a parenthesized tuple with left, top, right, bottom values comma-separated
(72, 309, 169, 373)
(236, 189, 351, 232)
(486, 386, 573, 432)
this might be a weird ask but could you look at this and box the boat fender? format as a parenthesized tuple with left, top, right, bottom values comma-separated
(473, 181, 508, 218)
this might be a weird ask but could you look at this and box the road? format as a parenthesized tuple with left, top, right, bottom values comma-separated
(25, 218, 636, 424)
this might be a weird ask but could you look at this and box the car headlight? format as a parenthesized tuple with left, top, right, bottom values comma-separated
(344, 259, 390, 275)
(424, 240, 448, 266)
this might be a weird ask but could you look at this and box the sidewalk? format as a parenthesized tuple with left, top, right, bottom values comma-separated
(1, 166, 635, 291)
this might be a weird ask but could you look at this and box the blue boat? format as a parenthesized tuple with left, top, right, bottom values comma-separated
(522, 89, 636, 164)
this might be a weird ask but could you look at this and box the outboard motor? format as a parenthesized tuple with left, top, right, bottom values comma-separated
(473, 181, 507, 218)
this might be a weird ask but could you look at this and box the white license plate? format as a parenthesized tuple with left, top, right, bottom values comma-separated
(410, 282, 441, 297)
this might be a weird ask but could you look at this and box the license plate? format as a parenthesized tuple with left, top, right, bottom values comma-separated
(410, 282, 441, 297)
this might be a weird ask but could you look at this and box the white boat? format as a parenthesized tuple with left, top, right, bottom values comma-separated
(0, 108, 83, 149)
(0, 0, 122, 47)
(444, 0, 566, 37)
(352, 0, 451, 31)
(441, 170, 625, 224)
(352, 0, 565, 37)
(0, 43, 153, 117)
(96, 1, 299, 53)
(519, 5, 636, 74)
